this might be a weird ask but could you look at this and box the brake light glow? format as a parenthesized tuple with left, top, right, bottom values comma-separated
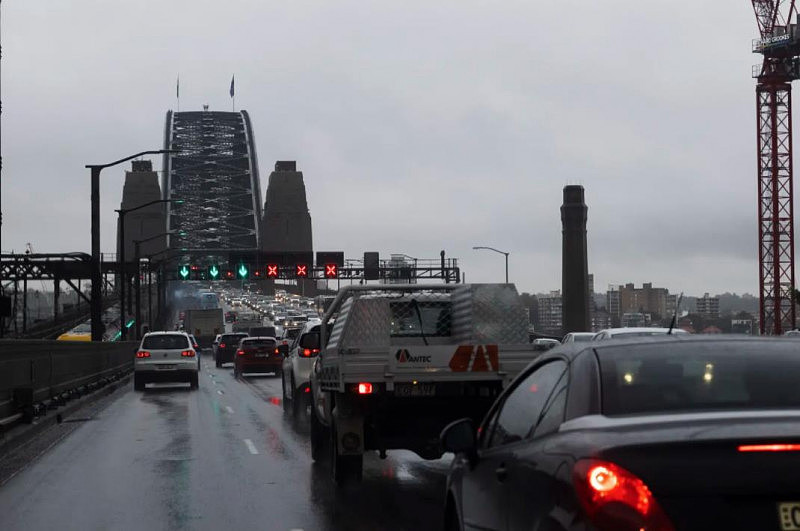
(237, 349, 245, 356)
(136, 350, 151, 358)
(738, 443, 800, 452)
(181, 350, 195, 357)
(219, 343, 226, 348)
(573, 459, 674, 531)
(301, 348, 320, 357)
(358, 382, 373, 394)
(274, 348, 280, 354)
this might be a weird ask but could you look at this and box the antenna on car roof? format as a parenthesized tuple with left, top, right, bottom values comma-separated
(667, 292, 684, 335)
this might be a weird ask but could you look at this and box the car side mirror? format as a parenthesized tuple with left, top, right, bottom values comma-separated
(299, 332, 320, 350)
(440, 418, 478, 464)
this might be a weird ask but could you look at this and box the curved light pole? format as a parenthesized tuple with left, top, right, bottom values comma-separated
(116, 198, 183, 339)
(472, 246, 510, 284)
(87, 149, 179, 341)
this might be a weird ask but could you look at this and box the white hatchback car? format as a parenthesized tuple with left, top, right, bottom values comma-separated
(134, 331, 199, 390)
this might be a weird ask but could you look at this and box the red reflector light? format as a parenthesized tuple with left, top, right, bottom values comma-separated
(181, 350, 195, 357)
(738, 443, 800, 452)
(136, 351, 151, 358)
(573, 459, 674, 531)
(357, 382, 373, 394)
(219, 343, 226, 348)
(301, 348, 320, 357)
(304, 386, 311, 393)
(236, 349, 245, 356)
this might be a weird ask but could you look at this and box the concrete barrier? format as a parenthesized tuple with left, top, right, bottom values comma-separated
(0, 340, 138, 422)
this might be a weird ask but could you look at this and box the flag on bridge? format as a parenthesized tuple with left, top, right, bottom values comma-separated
(230, 75, 235, 98)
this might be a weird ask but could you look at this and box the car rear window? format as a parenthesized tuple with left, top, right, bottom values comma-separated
(242, 339, 277, 348)
(599, 341, 800, 416)
(283, 328, 302, 340)
(142, 334, 190, 350)
(221, 334, 248, 343)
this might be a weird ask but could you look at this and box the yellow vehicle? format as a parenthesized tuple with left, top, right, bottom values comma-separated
(56, 323, 92, 341)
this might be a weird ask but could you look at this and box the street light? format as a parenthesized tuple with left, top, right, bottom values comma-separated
(133, 231, 185, 340)
(87, 149, 179, 341)
(115, 198, 183, 340)
(472, 246, 510, 284)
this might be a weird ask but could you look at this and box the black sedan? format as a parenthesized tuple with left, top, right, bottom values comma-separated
(441, 336, 800, 531)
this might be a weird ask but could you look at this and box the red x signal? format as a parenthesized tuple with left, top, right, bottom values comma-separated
(267, 264, 279, 278)
(225, 270, 234, 279)
(325, 263, 338, 278)
(296, 264, 308, 277)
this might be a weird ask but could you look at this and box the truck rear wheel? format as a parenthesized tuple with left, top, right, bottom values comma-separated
(331, 424, 363, 484)
(310, 409, 328, 462)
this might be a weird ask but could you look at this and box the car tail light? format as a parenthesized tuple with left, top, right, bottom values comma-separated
(219, 343, 226, 348)
(573, 459, 674, 531)
(181, 350, 196, 357)
(301, 348, 320, 357)
(136, 350, 151, 358)
(237, 349, 245, 356)
(738, 443, 800, 452)
(193, 344, 199, 350)
(357, 382, 373, 395)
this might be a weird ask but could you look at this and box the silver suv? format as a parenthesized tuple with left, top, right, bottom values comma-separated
(134, 331, 199, 390)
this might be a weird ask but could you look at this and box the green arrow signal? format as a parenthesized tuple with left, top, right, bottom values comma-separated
(209, 265, 220, 279)
(179, 265, 190, 279)
(237, 264, 248, 278)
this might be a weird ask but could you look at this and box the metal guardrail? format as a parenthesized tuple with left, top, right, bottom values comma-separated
(0, 340, 138, 423)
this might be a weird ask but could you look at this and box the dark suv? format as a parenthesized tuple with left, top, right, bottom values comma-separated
(215, 332, 248, 367)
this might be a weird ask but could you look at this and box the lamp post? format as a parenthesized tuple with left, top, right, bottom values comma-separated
(472, 246, 510, 284)
(133, 231, 183, 339)
(116, 198, 182, 340)
(87, 149, 178, 341)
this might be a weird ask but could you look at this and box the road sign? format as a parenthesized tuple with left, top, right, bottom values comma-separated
(237, 264, 249, 279)
(179, 265, 190, 280)
(208, 265, 220, 279)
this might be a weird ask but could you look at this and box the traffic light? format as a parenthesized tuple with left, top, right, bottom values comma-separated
(254, 268, 262, 278)
(225, 270, 235, 279)
(296, 264, 308, 278)
(237, 263, 249, 279)
(324, 263, 338, 278)
(178, 265, 190, 280)
(267, 264, 279, 278)
(208, 264, 221, 280)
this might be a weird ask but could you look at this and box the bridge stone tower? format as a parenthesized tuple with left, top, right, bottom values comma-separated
(561, 185, 590, 334)
(260, 161, 313, 254)
(117, 160, 166, 260)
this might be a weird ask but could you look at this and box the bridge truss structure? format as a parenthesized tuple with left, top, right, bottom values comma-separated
(162, 110, 263, 258)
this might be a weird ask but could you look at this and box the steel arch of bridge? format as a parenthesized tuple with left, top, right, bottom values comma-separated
(162, 110, 262, 253)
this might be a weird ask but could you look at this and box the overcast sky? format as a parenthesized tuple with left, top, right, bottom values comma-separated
(1, 1, 766, 296)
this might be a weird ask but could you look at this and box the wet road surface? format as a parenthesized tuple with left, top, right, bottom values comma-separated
(0, 354, 452, 531)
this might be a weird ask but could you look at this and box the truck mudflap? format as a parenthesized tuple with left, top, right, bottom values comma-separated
(332, 396, 365, 456)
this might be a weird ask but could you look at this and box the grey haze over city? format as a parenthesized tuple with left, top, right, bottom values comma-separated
(1, 1, 760, 296)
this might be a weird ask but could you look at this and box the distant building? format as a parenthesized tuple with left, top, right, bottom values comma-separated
(731, 318, 754, 335)
(607, 286, 621, 327)
(621, 312, 648, 328)
(536, 291, 563, 336)
(696, 293, 720, 319)
(619, 282, 670, 319)
(587, 273, 595, 330)
(592, 307, 612, 332)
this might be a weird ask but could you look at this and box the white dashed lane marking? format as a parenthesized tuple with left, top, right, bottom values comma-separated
(244, 439, 259, 455)
(225, 406, 234, 414)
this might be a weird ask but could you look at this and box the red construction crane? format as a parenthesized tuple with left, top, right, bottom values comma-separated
(751, 0, 800, 334)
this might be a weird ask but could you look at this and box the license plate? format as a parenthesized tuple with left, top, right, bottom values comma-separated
(254, 353, 268, 357)
(779, 502, 800, 530)
(395, 383, 435, 397)
(156, 364, 175, 370)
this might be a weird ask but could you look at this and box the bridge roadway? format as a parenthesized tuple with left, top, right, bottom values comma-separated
(0, 355, 451, 530)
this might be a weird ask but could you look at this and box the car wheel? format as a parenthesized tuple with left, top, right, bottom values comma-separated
(233, 367, 241, 380)
(215, 359, 222, 368)
(282, 374, 292, 412)
(134, 374, 145, 391)
(331, 423, 363, 485)
(189, 373, 199, 389)
(310, 408, 329, 462)
(292, 383, 308, 419)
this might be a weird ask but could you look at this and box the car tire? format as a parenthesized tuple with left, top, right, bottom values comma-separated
(331, 423, 363, 485)
(310, 408, 329, 462)
(233, 367, 241, 380)
(134, 374, 145, 391)
(215, 359, 222, 368)
(444, 496, 462, 531)
(189, 373, 199, 389)
(282, 374, 292, 413)
(292, 383, 308, 419)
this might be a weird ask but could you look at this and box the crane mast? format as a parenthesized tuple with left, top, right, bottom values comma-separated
(752, 0, 800, 334)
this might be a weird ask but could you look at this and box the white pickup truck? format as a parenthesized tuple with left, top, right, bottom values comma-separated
(309, 283, 540, 484)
